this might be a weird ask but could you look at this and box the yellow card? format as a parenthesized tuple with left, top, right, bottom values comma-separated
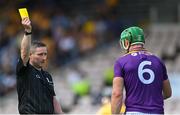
(18, 8, 29, 19)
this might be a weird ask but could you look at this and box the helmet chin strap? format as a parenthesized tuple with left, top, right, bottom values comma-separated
(126, 43, 131, 53)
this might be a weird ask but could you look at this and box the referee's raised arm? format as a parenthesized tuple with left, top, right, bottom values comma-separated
(20, 17, 32, 66)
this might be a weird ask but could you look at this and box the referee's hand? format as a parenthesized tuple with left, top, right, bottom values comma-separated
(22, 17, 32, 33)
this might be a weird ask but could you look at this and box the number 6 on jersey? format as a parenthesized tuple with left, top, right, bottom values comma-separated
(138, 61, 155, 84)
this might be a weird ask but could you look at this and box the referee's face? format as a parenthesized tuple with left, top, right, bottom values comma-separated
(30, 46, 48, 69)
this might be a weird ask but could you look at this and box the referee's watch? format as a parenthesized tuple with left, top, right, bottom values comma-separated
(25, 31, 32, 35)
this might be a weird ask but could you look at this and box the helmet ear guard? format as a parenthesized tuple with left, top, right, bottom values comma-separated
(119, 29, 132, 50)
(120, 38, 130, 50)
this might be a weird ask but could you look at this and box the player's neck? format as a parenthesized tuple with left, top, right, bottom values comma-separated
(129, 44, 145, 52)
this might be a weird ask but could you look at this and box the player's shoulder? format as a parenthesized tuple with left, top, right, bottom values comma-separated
(115, 53, 130, 64)
(146, 52, 166, 65)
(147, 52, 163, 60)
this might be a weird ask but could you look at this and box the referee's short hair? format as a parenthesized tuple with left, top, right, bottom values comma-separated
(30, 41, 46, 52)
(32, 40, 46, 48)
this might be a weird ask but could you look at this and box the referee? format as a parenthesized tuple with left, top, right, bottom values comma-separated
(16, 17, 63, 114)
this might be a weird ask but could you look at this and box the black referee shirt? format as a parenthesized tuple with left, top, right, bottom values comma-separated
(16, 58, 55, 114)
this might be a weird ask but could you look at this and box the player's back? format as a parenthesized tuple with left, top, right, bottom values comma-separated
(116, 50, 167, 114)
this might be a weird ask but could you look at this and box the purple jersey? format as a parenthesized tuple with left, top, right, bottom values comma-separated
(114, 51, 168, 114)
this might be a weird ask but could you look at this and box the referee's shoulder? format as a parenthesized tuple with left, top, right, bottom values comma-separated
(43, 70, 51, 75)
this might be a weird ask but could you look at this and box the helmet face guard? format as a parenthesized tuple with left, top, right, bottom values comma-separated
(120, 26, 145, 50)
